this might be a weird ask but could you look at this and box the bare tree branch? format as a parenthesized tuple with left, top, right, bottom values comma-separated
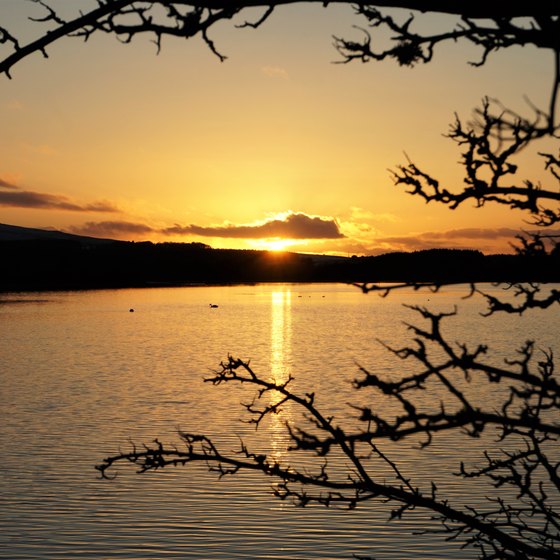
(14, 2, 554, 558)
(2, 2, 559, 79)
(392, 99, 560, 225)
(334, 9, 560, 70)
(98, 352, 560, 559)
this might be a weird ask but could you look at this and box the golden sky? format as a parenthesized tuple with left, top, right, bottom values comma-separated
(0, 2, 557, 254)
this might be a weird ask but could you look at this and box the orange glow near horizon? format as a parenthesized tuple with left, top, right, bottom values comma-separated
(255, 239, 302, 252)
(0, 3, 553, 255)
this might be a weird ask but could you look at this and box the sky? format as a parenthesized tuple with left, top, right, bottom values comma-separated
(0, 1, 557, 255)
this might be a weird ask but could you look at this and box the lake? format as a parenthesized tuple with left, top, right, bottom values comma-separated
(1, 283, 558, 559)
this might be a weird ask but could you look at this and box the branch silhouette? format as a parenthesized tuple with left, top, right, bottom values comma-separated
(354, 234, 560, 318)
(5, 4, 557, 229)
(334, 8, 560, 75)
(97, 344, 560, 559)
(6, 1, 557, 558)
(1, 2, 559, 78)
(393, 100, 560, 226)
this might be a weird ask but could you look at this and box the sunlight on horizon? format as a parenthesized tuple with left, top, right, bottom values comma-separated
(257, 238, 302, 252)
(0, 2, 551, 254)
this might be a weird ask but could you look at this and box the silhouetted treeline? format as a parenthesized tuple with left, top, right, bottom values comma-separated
(323, 248, 560, 284)
(1, 241, 558, 292)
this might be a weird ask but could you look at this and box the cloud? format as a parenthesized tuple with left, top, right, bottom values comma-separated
(162, 212, 344, 239)
(0, 180, 118, 212)
(338, 208, 401, 243)
(69, 221, 155, 237)
(420, 227, 521, 240)
(0, 177, 19, 190)
(378, 227, 520, 245)
(350, 207, 399, 223)
(261, 66, 289, 80)
(370, 227, 536, 254)
(6, 100, 24, 110)
(22, 143, 57, 156)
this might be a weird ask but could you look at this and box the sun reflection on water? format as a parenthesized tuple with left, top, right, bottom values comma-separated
(270, 289, 292, 385)
(269, 289, 294, 461)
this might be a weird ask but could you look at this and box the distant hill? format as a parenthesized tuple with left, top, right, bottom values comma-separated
(0, 223, 115, 244)
(0, 223, 558, 291)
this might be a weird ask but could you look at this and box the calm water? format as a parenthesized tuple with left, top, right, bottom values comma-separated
(1, 283, 558, 559)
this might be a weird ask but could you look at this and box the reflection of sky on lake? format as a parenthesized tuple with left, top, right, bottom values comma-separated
(2, 284, 559, 559)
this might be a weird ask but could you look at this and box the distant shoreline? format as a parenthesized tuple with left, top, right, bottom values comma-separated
(1, 235, 558, 293)
(3, 280, 560, 298)
(0, 280, 261, 295)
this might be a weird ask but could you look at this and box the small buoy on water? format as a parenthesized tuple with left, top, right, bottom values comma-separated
(129, 308, 134, 312)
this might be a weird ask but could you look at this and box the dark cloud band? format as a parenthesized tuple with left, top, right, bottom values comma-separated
(163, 212, 344, 239)
(0, 180, 118, 212)
(70, 221, 155, 236)
(69, 213, 345, 241)
(0, 178, 19, 190)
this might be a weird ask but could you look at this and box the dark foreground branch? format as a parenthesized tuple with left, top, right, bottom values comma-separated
(98, 345, 559, 559)
(2, 2, 559, 79)
(393, 100, 560, 225)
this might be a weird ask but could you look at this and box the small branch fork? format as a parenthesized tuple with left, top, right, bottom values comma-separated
(392, 99, 560, 226)
(8, 3, 557, 558)
(97, 337, 560, 558)
(0, 0, 243, 76)
(334, 10, 560, 71)
(353, 274, 560, 320)
(333, 12, 560, 228)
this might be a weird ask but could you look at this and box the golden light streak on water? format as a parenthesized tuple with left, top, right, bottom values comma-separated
(270, 289, 292, 386)
(268, 289, 295, 462)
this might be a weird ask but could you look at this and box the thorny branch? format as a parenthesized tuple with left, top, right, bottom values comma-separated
(334, 9, 559, 70)
(333, 10, 560, 230)
(392, 99, 560, 226)
(1, 3, 559, 83)
(98, 341, 560, 559)
(353, 232, 560, 318)
(2, 4, 558, 229)
(9, 2, 555, 558)
(0, 0, 242, 76)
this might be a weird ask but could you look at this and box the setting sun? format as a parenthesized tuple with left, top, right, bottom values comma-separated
(253, 238, 302, 252)
(0, 1, 547, 255)
(1, 4, 558, 560)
